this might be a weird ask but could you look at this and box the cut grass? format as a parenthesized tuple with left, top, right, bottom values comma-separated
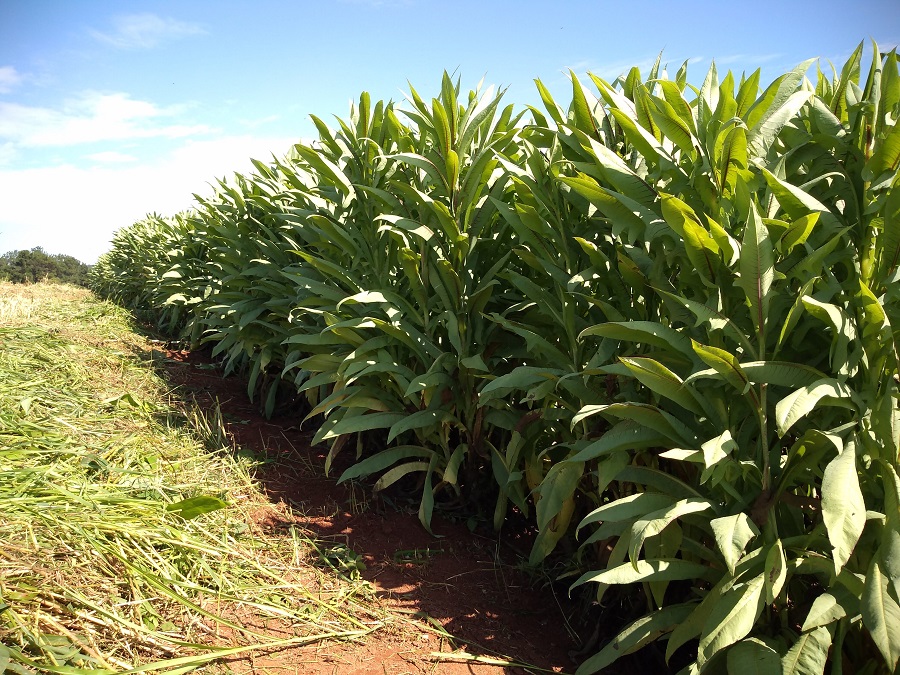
(0, 282, 385, 673)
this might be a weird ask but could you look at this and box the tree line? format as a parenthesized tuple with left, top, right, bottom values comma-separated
(0, 248, 92, 286)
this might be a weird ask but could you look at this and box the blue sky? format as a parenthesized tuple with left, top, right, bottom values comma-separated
(1, 0, 898, 263)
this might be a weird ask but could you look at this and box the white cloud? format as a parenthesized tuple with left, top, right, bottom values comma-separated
(0, 92, 213, 149)
(0, 134, 298, 263)
(86, 150, 138, 164)
(90, 13, 205, 49)
(0, 66, 23, 94)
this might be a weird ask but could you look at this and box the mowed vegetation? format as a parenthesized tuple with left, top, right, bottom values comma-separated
(0, 283, 385, 672)
(92, 43, 900, 674)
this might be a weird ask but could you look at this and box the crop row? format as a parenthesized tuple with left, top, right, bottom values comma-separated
(93, 43, 900, 673)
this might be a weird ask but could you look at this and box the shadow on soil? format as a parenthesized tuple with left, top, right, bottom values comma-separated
(139, 340, 588, 674)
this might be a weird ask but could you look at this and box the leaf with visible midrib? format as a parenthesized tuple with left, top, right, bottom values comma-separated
(738, 196, 773, 340)
(863, 557, 900, 671)
(699, 574, 766, 664)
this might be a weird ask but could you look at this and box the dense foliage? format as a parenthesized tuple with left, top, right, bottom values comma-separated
(93, 43, 900, 674)
(0, 247, 92, 286)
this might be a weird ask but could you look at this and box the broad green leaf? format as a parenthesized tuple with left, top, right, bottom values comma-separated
(372, 461, 430, 491)
(619, 356, 706, 416)
(761, 168, 843, 233)
(629, 498, 715, 567)
(575, 604, 695, 675)
(802, 296, 858, 378)
(880, 462, 900, 600)
(738, 196, 773, 340)
(781, 626, 833, 675)
(801, 585, 859, 632)
(821, 438, 865, 574)
(567, 419, 667, 463)
(867, 118, 900, 179)
(764, 539, 787, 604)
(863, 556, 900, 671)
(699, 574, 766, 664)
(530, 460, 583, 564)
(660, 193, 721, 285)
(775, 378, 857, 437)
(571, 559, 713, 590)
(711, 513, 760, 575)
(338, 446, 433, 483)
(166, 495, 228, 520)
(316, 412, 406, 443)
(580, 320, 695, 360)
(690, 340, 749, 394)
(727, 639, 781, 675)
(387, 409, 457, 443)
(577, 491, 676, 534)
(571, 402, 697, 446)
(748, 89, 813, 156)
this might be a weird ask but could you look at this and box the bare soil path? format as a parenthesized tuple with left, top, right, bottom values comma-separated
(155, 346, 582, 675)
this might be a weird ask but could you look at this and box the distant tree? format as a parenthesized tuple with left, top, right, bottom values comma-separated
(0, 248, 92, 286)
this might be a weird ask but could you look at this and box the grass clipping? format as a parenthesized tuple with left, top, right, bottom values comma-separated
(0, 283, 381, 673)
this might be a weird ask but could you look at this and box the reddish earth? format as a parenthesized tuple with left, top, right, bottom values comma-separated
(155, 346, 585, 675)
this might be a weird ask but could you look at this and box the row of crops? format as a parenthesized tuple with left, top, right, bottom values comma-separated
(93, 43, 900, 674)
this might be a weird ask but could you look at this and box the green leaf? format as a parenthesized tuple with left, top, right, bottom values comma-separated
(660, 193, 721, 285)
(580, 320, 694, 360)
(727, 638, 781, 675)
(619, 356, 706, 416)
(880, 462, 900, 601)
(863, 557, 900, 671)
(711, 513, 760, 576)
(166, 495, 228, 520)
(338, 446, 433, 483)
(577, 491, 676, 535)
(764, 539, 787, 604)
(316, 412, 407, 443)
(699, 574, 766, 664)
(690, 340, 750, 394)
(781, 626, 833, 675)
(821, 438, 866, 574)
(867, 118, 900, 179)
(571, 559, 713, 590)
(801, 586, 858, 632)
(738, 196, 773, 340)
(387, 409, 457, 443)
(575, 604, 695, 675)
(567, 419, 667, 463)
(775, 378, 857, 437)
(571, 402, 697, 446)
(530, 460, 583, 564)
(372, 461, 430, 492)
(629, 498, 715, 567)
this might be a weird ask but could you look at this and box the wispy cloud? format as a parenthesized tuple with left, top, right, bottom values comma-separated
(0, 92, 214, 149)
(90, 13, 205, 50)
(714, 53, 782, 66)
(0, 66, 23, 94)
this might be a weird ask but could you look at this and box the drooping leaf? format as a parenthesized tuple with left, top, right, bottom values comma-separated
(727, 638, 781, 675)
(862, 557, 900, 671)
(781, 626, 833, 675)
(711, 513, 760, 576)
(575, 604, 695, 675)
(698, 574, 766, 664)
(821, 438, 866, 574)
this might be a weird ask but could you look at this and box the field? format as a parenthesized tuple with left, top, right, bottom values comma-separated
(11, 42, 900, 674)
(0, 282, 576, 674)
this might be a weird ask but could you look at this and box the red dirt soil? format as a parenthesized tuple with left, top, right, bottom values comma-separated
(156, 347, 584, 675)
